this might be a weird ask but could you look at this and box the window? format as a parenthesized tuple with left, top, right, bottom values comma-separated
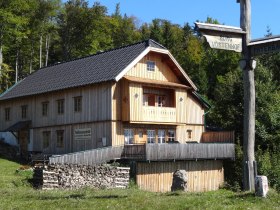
(143, 94, 155, 106)
(43, 131, 51, 149)
(167, 130, 176, 142)
(21, 105, 28, 119)
(42, 102, 49, 116)
(56, 130, 64, 148)
(74, 96, 82, 112)
(187, 129, 192, 139)
(57, 99, 64, 114)
(124, 129, 134, 144)
(146, 61, 155, 72)
(147, 130, 156, 143)
(156, 95, 166, 107)
(158, 130, 165, 143)
(5, 108, 10, 121)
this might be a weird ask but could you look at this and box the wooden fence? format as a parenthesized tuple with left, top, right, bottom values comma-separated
(145, 143, 235, 161)
(201, 131, 235, 143)
(49, 146, 124, 165)
(49, 143, 235, 165)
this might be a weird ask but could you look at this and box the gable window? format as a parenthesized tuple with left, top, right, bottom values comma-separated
(124, 129, 134, 144)
(42, 102, 49, 116)
(167, 130, 176, 142)
(187, 129, 192, 139)
(74, 96, 82, 112)
(21, 105, 28, 119)
(147, 130, 156, 144)
(43, 131, 51, 149)
(158, 130, 165, 144)
(57, 99, 64, 114)
(56, 130, 64, 148)
(146, 61, 155, 72)
(5, 108, 10, 121)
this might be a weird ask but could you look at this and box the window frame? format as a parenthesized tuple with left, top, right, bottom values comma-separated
(158, 129, 166, 144)
(146, 60, 155, 72)
(124, 128, 134, 144)
(56, 130, 64, 148)
(42, 131, 51, 149)
(74, 96, 82, 112)
(42, 101, 49, 116)
(167, 130, 176, 142)
(5, 107, 10, 121)
(57, 99, 64, 115)
(21, 105, 28, 119)
(147, 130, 156, 144)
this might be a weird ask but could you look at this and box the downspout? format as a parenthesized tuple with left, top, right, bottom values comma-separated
(203, 108, 211, 131)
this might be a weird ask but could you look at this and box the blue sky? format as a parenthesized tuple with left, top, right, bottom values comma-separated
(83, 0, 280, 39)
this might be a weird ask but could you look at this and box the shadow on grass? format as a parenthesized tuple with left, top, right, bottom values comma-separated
(228, 192, 255, 199)
(165, 191, 184, 196)
(92, 195, 128, 199)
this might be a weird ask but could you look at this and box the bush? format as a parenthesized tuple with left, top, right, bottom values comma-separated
(256, 147, 280, 192)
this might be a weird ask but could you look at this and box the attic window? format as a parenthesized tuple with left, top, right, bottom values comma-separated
(146, 61, 155, 72)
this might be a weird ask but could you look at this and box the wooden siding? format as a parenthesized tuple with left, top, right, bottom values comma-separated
(125, 52, 180, 83)
(33, 121, 112, 154)
(176, 89, 187, 123)
(176, 125, 204, 143)
(186, 94, 204, 124)
(201, 131, 235, 143)
(0, 83, 113, 131)
(136, 160, 224, 192)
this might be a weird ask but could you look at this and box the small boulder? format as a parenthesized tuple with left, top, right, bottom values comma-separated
(171, 169, 188, 192)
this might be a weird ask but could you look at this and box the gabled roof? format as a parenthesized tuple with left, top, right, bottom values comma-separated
(0, 39, 196, 101)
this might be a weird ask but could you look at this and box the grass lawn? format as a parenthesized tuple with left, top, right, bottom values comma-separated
(0, 158, 279, 210)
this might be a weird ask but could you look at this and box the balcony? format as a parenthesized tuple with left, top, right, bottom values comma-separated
(122, 143, 235, 161)
(142, 106, 176, 123)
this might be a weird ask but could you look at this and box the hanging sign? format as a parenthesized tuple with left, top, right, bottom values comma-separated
(195, 22, 245, 53)
(204, 34, 242, 52)
(249, 36, 280, 56)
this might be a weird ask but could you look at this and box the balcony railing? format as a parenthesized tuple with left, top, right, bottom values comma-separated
(49, 143, 235, 165)
(142, 106, 176, 123)
(122, 143, 235, 161)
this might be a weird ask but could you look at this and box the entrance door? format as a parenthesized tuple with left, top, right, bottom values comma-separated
(19, 130, 29, 158)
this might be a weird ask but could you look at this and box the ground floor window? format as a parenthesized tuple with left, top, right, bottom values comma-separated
(42, 131, 51, 149)
(56, 130, 64, 148)
(158, 130, 165, 143)
(124, 129, 134, 144)
(167, 130, 176, 142)
(147, 130, 156, 143)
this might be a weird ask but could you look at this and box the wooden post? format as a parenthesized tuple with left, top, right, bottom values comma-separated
(239, 0, 256, 191)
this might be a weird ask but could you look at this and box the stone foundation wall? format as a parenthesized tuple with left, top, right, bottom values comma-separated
(34, 164, 130, 190)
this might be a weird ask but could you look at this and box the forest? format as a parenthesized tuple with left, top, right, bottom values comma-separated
(0, 0, 280, 191)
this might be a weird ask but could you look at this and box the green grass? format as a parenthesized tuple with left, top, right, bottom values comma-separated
(0, 158, 279, 210)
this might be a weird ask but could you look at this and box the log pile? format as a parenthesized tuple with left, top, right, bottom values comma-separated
(34, 164, 130, 190)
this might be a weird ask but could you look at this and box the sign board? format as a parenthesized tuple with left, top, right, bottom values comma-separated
(204, 34, 242, 52)
(74, 128, 91, 141)
(195, 22, 245, 53)
(249, 36, 280, 56)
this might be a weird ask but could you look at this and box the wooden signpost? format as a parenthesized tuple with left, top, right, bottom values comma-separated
(195, 0, 280, 191)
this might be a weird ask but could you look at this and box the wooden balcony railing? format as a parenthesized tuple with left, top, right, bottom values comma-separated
(201, 131, 235, 143)
(49, 143, 235, 166)
(142, 106, 176, 123)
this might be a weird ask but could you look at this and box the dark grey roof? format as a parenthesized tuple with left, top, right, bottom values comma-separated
(0, 39, 166, 101)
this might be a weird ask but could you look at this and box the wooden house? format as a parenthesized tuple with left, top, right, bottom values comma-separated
(0, 39, 235, 192)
